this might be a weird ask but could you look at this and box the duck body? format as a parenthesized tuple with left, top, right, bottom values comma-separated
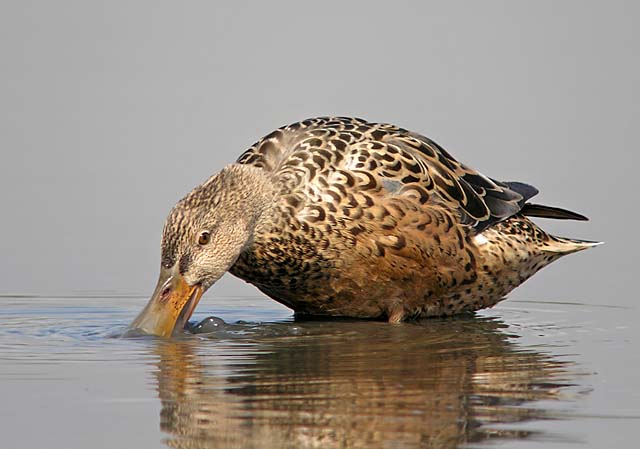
(229, 117, 597, 321)
(130, 116, 598, 336)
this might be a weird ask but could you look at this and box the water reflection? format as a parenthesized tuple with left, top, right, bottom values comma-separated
(152, 316, 577, 449)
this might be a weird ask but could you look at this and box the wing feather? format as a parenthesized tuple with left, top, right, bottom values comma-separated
(237, 117, 538, 232)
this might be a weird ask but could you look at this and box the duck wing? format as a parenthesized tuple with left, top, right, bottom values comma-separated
(237, 117, 540, 232)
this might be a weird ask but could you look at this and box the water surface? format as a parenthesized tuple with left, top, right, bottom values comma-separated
(0, 296, 637, 448)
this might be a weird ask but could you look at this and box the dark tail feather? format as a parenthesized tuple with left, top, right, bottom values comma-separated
(522, 203, 589, 221)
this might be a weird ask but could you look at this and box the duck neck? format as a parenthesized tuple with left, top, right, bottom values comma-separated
(217, 163, 277, 246)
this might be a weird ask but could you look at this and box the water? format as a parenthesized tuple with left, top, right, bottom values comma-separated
(1, 296, 637, 448)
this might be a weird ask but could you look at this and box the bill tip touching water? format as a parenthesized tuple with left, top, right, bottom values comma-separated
(130, 117, 601, 337)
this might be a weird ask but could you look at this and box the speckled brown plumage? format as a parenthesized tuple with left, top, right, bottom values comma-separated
(223, 117, 598, 321)
(131, 116, 598, 333)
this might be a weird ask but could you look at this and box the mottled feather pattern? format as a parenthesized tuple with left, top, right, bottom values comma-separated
(229, 117, 595, 321)
(237, 117, 525, 231)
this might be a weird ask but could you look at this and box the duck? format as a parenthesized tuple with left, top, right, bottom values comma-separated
(130, 117, 599, 336)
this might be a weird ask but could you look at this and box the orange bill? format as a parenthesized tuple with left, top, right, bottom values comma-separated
(129, 268, 204, 337)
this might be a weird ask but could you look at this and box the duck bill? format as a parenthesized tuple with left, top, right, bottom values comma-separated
(129, 269, 204, 337)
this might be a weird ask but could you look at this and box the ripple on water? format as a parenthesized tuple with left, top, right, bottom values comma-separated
(0, 296, 613, 449)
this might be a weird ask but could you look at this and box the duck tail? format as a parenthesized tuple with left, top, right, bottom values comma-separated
(518, 203, 601, 255)
(543, 236, 604, 255)
(522, 203, 589, 221)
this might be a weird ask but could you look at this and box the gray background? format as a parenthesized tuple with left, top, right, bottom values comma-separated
(0, 0, 637, 309)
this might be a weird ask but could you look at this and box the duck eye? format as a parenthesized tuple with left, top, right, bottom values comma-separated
(197, 231, 211, 246)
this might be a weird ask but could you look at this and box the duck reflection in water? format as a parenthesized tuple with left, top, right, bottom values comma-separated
(152, 316, 578, 449)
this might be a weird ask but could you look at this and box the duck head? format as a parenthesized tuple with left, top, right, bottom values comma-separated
(130, 164, 274, 337)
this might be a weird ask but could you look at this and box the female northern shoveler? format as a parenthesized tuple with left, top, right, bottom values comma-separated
(131, 117, 599, 336)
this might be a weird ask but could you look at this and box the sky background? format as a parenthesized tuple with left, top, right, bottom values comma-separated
(0, 1, 637, 310)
